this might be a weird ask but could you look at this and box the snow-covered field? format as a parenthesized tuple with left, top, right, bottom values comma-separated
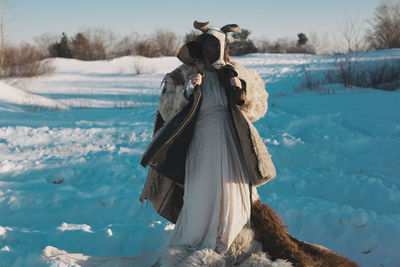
(0, 51, 399, 267)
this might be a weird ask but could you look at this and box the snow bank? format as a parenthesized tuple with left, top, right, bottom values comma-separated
(51, 56, 180, 75)
(0, 81, 68, 110)
(57, 223, 93, 233)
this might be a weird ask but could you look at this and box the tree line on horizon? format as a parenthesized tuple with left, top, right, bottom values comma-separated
(0, 0, 399, 78)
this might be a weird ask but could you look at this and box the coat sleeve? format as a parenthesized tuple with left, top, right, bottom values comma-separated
(233, 63, 269, 122)
(158, 66, 190, 122)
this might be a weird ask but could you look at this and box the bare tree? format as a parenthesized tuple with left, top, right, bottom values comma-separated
(339, 15, 365, 54)
(34, 32, 59, 56)
(134, 39, 159, 57)
(152, 29, 179, 56)
(306, 32, 336, 55)
(113, 33, 141, 57)
(366, 0, 400, 49)
(0, 0, 6, 77)
(0, 0, 16, 77)
(254, 37, 271, 53)
(82, 28, 117, 60)
(327, 15, 366, 87)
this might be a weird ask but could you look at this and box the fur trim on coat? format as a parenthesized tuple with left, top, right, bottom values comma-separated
(157, 62, 275, 187)
(158, 62, 268, 123)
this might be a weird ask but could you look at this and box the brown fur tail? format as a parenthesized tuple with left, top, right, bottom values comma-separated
(289, 235, 359, 267)
(251, 199, 359, 267)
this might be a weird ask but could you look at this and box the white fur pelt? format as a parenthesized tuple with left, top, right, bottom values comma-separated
(158, 227, 293, 267)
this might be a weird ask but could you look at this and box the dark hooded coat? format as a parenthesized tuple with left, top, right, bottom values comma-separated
(139, 39, 276, 223)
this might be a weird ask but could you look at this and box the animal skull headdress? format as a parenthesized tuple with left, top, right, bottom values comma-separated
(177, 21, 239, 70)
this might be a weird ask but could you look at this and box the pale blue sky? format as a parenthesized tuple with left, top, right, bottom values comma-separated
(6, 0, 382, 43)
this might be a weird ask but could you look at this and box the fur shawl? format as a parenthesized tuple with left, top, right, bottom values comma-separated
(158, 62, 269, 123)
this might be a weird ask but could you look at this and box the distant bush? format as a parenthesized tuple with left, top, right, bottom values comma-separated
(152, 29, 179, 57)
(326, 57, 400, 91)
(133, 29, 179, 58)
(296, 56, 400, 92)
(1, 43, 53, 78)
(294, 63, 330, 94)
(82, 28, 115, 60)
(134, 39, 159, 58)
(255, 34, 315, 54)
(229, 29, 258, 56)
(113, 35, 137, 58)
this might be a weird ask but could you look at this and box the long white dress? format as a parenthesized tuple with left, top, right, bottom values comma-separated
(41, 70, 259, 266)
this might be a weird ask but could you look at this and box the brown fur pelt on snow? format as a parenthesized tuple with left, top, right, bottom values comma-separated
(158, 227, 293, 267)
(251, 199, 360, 267)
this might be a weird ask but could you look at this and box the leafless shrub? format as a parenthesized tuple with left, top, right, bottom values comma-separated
(323, 56, 400, 91)
(254, 38, 271, 53)
(0, 18, 4, 77)
(294, 63, 331, 94)
(132, 29, 179, 58)
(307, 32, 336, 55)
(83, 28, 117, 60)
(359, 60, 400, 90)
(255, 36, 315, 54)
(152, 29, 179, 56)
(113, 92, 135, 109)
(0, 0, 13, 77)
(113, 33, 141, 57)
(134, 39, 159, 58)
(303, 14, 400, 91)
(366, 0, 400, 50)
(326, 16, 366, 88)
(301, 68, 322, 90)
(1, 43, 53, 77)
(34, 32, 59, 56)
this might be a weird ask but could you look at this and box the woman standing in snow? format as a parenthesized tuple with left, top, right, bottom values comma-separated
(40, 21, 275, 266)
(137, 20, 278, 265)
(41, 21, 359, 267)
(41, 21, 279, 266)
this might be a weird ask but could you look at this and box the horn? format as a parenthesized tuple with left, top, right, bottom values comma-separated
(220, 24, 240, 33)
(193, 20, 210, 32)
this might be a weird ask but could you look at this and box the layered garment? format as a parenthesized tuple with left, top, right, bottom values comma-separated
(166, 69, 259, 254)
(41, 70, 259, 266)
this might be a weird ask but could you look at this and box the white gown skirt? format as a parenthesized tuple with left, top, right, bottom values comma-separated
(168, 105, 254, 254)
